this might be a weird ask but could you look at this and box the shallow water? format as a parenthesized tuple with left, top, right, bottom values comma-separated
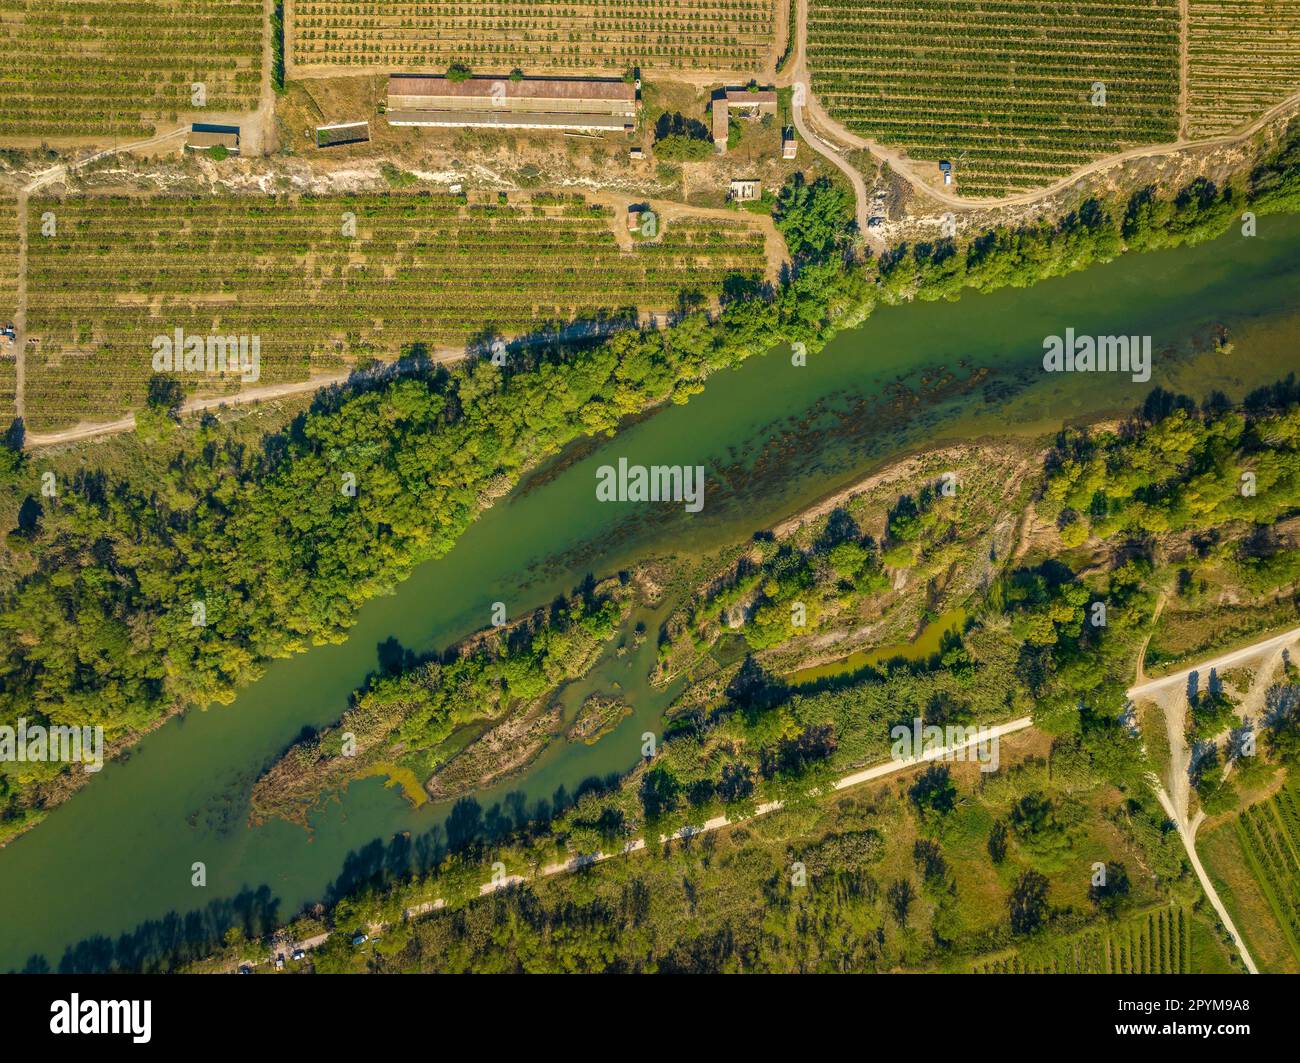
(3, 216, 1299, 971)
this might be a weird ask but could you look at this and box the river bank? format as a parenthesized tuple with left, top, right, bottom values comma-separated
(3, 201, 1300, 972)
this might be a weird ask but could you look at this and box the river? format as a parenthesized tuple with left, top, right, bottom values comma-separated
(3, 216, 1299, 971)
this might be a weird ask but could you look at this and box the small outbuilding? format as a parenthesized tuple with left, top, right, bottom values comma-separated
(316, 120, 370, 148)
(187, 123, 240, 154)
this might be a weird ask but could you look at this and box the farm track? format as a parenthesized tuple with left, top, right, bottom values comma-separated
(785, 0, 1300, 214)
(10, 0, 1299, 440)
(226, 714, 1033, 971)
(17, 192, 769, 443)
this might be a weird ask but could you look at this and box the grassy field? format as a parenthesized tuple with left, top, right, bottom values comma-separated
(0, 0, 263, 142)
(287, 0, 777, 74)
(22, 191, 768, 431)
(806, 0, 1180, 196)
(1188, 0, 1300, 138)
(1146, 585, 1300, 676)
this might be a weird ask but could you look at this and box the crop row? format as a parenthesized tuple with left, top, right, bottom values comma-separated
(288, 0, 775, 70)
(1187, 0, 1300, 138)
(1235, 786, 1300, 959)
(974, 906, 1187, 974)
(21, 193, 767, 430)
(0, 0, 263, 140)
(806, 0, 1179, 196)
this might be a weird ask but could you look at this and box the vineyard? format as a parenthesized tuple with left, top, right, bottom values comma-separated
(1187, 0, 1300, 138)
(972, 905, 1189, 973)
(0, 195, 15, 418)
(806, 0, 1180, 196)
(22, 191, 768, 431)
(287, 0, 777, 73)
(0, 0, 263, 141)
(1233, 782, 1300, 963)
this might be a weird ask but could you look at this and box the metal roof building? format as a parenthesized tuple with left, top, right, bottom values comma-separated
(386, 76, 636, 133)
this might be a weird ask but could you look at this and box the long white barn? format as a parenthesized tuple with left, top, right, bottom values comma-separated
(386, 75, 637, 133)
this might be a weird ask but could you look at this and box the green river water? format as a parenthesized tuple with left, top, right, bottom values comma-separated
(2, 217, 1299, 971)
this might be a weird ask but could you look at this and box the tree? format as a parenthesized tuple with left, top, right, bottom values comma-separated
(1088, 861, 1131, 915)
(1009, 870, 1050, 935)
(887, 878, 915, 927)
(639, 765, 680, 819)
(653, 134, 712, 162)
(146, 373, 186, 420)
(446, 61, 473, 82)
(653, 113, 712, 161)
(774, 173, 853, 260)
(717, 761, 754, 803)
(987, 819, 1008, 863)
(908, 764, 957, 820)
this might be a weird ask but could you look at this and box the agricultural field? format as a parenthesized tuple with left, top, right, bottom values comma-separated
(1187, 0, 1300, 138)
(1200, 784, 1299, 975)
(971, 905, 1190, 973)
(287, 0, 777, 74)
(1224, 783, 1300, 970)
(806, 0, 1180, 197)
(0, 0, 264, 142)
(22, 191, 768, 431)
(0, 195, 16, 419)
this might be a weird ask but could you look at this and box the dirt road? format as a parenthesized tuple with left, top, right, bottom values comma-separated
(1128, 623, 1300, 974)
(787, 0, 1300, 213)
(242, 715, 1034, 965)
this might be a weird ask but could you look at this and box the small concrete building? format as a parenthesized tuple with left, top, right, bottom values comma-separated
(386, 75, 636, 133)
(728, 179, 762, 202)
(316, 120, 370, 148)
(782, 135, 797, 159)
(187, 123, 240, 154)
(712, 87, 778, 152)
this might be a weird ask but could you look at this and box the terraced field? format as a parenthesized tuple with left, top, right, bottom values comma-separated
(287, 0, 777, 74)
(806, 0, 1180, 196)
(1188, 0, 1300, 138)
(972, 905, 1189, 973)
(22, 192, 768, 431)
(0, 0, 263, 141)
(0, 196, 16, 419)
